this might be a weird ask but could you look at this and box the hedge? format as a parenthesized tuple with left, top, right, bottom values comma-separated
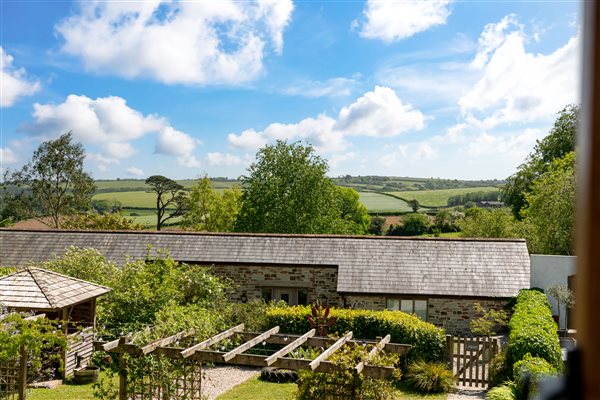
(512, 353, 558, 399)
(264, 306, 446, 363)
(507, 290, 562, 371)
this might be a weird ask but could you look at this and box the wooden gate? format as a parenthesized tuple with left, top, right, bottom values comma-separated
(446, 335, 501, 388)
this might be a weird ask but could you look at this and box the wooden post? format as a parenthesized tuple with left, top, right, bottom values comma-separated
(118, 337, 128, 400)
(18, 345, 27, 400)
(445, 335, 454, 371)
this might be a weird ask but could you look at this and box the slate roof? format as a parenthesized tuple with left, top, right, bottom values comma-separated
(0, 267, 111, 310)
(0, 229, 530, 298)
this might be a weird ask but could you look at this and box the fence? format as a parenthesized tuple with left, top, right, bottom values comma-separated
(446, 335, 501, 388)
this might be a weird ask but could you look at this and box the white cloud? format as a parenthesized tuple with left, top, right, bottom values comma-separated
(56, 0, 293, 85)
(414, 142, 438, 161)
(126, 166, 144, 177)
(206, 152, 242, 167)
(282, 77, 357, 98)
(467, 129, 542, 162)
(1, 47, 40, 107)
(460, 16, 580, 129)
(357, 0, 452, 42)
(227, 86, 425, 153)
(28, 94, 165, 143)
(0, 147, 18, 164)
(88, 152, 120, 172)
(228, 129, 268, 150)
(105, 142, 135, 159)
(156, 126, 201, 168)
(25, 94, 199, 167)
(379, 152, 397, 167)
(335, 86, 426, 136)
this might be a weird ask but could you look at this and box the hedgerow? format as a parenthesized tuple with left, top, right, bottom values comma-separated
(264, 306, 446, 363)
(512, 353, 558, 399)
(507, 290, 562, 371)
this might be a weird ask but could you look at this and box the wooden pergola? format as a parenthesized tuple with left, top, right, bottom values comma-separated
(94, 324, 412, 400)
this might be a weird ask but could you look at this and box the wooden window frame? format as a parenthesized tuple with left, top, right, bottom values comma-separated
(385, 298, 428, 321)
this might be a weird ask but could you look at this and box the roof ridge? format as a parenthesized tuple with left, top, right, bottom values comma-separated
(26, 268, 56, 308)
(0, 228, 527, 243)
(26, 267, 112, 292)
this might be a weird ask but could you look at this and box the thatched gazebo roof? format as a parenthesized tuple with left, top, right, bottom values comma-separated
(0, 268, 111, 311)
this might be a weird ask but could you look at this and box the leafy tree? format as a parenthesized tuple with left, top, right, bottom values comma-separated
(235, 141, 360, 234)
(145, 175, 187, 230)
(459, 208, 522, 239)
(62, 213, 145, 230)
(335, 186, 370, 234)
(503, 105, 579, 218)
(2, 133, 96, 228)
(546, 283, 575, 334)
(181, 176, 241, 232)
(434, 209, 459, 233)
(388, 213, 430, 236)
(408, 199, 420, 212)
(368, 215, 386, 236)
(470, 303, 508, 336)
(521, 152, 575, 255)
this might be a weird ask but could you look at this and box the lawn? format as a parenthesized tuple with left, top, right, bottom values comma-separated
(27, 372, 117, 400)
(358, 192, 412, 213)
(390, 187, 499, 207)
(95, 179, 239, 192)
(216, 377, 448, 399)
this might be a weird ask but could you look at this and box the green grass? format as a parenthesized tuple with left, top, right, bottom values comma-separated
(95, 179, 238, 192)
(390, 187, 499, 207)
(216, 377, 297, 400)
(27, 372, 117, 400)
(216, 377, 448, 399)
(93, 191, 159, 208)
(358, 192, 412, 213)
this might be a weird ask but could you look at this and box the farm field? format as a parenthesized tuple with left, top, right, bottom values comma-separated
(390, 186, 500, 207)
(94, 191, 158, 208)
(95, 179, 238, 192)
(358, 192, 412, 213)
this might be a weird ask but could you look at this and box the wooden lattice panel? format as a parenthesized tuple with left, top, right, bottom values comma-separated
(127, 358, 202, 400)
(0, 361, 19, 400)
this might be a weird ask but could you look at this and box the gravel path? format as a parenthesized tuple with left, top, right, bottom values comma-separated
(448, 387, 487, 400)
(201, 365, 260, 400)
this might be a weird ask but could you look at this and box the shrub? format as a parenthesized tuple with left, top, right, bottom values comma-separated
(486, 381, 517, 400)
(265, 306, 446, 364)
(489, 350, 511, 388)
(296, 343, 400, 400)
(507, 290, 562, 371)
(512, 353, 558, 400)
(404, 360, 455, 394)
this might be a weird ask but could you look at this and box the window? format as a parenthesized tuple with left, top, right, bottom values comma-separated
(386, 298, 428, 321)
(262, 287, 308, 306)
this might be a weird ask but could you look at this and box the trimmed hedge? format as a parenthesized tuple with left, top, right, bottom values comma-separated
(264, 306, 446, 363)
(512, 353, 558, 400)
(507, 290, 562, 371)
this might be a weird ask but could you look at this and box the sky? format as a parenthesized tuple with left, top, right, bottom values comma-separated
(0, 0, 581, 180)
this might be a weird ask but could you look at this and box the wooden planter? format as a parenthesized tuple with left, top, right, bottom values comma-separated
(73, 366, 99, 384)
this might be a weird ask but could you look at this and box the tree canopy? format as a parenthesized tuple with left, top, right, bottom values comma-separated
(2, 132, 96, 228)
(503, 105, 579, 218)
(235, 141, 369, 234)
(145, 175, 187, 230)
(181, 176, 241, 232)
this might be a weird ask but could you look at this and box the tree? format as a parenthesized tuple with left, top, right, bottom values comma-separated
(62, 213, 145, 230)
(388, 213, 430, 236)
(145, 175, 187, 230)
(2, 132, 96, 228)
(546, 283, 575, 334)
(407, 199, 420, 213)
(334, 186, 370, 234)
(503, 105, 579, 218)
(459, 208, 522, 239)
(368, 216, 386, 236)
(235, 141, 357, 234)
(181, 176, 241, 232)
(520, 152, 575, 255)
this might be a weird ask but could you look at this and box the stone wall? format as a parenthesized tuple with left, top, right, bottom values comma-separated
(208, 264, 340, 306)
(343, 294, 509, 335)
(428, 297, 509, 335)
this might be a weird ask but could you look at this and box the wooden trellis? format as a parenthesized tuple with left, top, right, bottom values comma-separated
(94, 324, 412, 400)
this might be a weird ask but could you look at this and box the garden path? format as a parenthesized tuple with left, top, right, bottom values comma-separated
(201, 365, 260, 399)
(448, 387, 486, 400)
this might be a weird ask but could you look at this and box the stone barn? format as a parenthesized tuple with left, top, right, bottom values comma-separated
(0, 229, 530, 335)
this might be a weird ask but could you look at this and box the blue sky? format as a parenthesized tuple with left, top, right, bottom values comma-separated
(1, 0, 580, 180)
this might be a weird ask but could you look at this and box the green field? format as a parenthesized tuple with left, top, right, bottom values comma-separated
(95, 179, 238, 192)
(391, 186, 499, 207)
(94, 191, 158, 208)
(358, 192, 412, 213)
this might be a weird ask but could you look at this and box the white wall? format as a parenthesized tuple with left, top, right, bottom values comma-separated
(530, 254, 576, 330)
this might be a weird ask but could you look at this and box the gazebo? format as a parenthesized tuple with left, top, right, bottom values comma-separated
(0, 268, 111, 378)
